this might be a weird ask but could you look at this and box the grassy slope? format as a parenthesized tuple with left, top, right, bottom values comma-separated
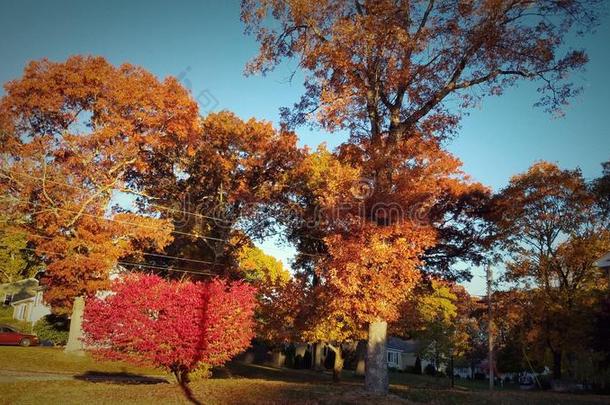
(0, 346, 161, 375)
(1, 347, 609, 405)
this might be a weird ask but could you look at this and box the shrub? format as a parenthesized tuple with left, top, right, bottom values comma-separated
(413, 356, 422, 374)
(537, 374, 552, 390)
(83, 274, 257, 383)
(33, 314, 69, 345)
(188, 363, 212, 381)
(303, 349, 312, 369)
(424, 363, 437, 376)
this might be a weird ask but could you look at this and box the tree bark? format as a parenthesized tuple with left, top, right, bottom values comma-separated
(355, 340, 366, 376)
(271, 349, 285, 368)
(328, 344, 344, 382)
(313, 342, 324, 371)
(64, 296, 85, 354)
(552, 350, 562, 380)
(365, 320, 389, 394)
(450, 354, 455, 388)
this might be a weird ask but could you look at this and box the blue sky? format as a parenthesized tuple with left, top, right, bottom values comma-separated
(1, 0, 609, 295)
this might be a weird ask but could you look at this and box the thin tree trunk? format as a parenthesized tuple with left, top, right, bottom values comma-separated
(313, 342, 324, 370)
(328, 344, 344, 382)
(355, 340, 366, 376)
(271, 348, 285, 368)
(365, 320, 389, 395)
(552, 350, 562, 380)
(450, 354, 454, 388)
(175, 369, 201, 405)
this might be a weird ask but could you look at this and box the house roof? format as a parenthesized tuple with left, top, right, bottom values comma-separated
(0, 278, 39, 302)
(595, 251, 610, 270)
(387, 336, 419, 353)
(10, 295, 36, 305)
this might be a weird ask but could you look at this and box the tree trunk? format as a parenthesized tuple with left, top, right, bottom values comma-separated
(173, 369, 189, 384)
(175, 369, 202, 405)
(313, 342, 324, 370)
(552, 350, 562, 380)
(65, 296, 85, 354)
(450, 354, 454, 388)
(355, 340, 366, 376)
(365, 320, 389, 395)
(328, 344, 344, 382)
(271, 349, 285, 368)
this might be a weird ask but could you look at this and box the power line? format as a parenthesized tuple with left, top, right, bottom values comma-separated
(22, 233, 218, 267)
(2, 167, 303, 268)
(1, 196, 229, 243)
(117, 261, 213, 276)
(0, 168, 234, 224)
(18, 246, 214, 276)
(130, 251, 217, 266)
(297, 252, 326, 258)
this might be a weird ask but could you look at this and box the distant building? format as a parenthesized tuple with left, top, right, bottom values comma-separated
(595, 251, 610, 283)
(11, 287, 51, 324)
(386, 337, 435, 372)
(1, 278, 38, 306)
(1, 278, 51, 324)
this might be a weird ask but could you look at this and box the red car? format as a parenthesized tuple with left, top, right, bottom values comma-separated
(0, 324, 39, 346)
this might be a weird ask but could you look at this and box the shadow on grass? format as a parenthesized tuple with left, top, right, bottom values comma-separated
(178, 380, 203, 405)
(75, 371, 169, 385)
(214, 361, 350, 384)
(212, 361, 364, 386)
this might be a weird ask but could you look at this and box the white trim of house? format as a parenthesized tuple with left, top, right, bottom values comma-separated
(10, 290, 51, 324)
(387, 349, 402, 369)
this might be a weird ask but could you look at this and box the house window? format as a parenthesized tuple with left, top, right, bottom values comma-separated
(16, 304, 25, 320)
(387, 351, 400, 365)
(3, 294, 12, 306)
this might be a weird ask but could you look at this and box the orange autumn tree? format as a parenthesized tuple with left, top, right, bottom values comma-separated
(325, 134, 482, 390)
(279, 145, 363, 369)
(242, 0, 600, 393)
(0, 56, 199, 313)
(129, 111, 302, 278)
(255, 146, 365, 377)
(257, 270, 363, 381)
(277, 140, 480, 381)
(492, 162, 610, 379)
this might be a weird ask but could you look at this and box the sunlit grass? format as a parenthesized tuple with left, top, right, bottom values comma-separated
(0, 346, 161, 376)
(2, 347, 609, 404)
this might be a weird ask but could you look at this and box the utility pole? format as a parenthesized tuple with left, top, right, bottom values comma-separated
(486, 264, 494, 391)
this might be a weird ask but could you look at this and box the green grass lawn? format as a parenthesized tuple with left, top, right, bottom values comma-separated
(1, 347, 609, 405)
(0, 346, 161, 376)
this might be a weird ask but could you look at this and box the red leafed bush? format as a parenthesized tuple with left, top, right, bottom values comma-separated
(83, 274, 257, 381)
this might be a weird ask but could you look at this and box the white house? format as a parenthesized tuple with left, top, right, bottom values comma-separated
(386, 337, 435, 371)
(595, 251, 610, 284)
(11, 287, 51, 324)
(1, 278, 51, 325)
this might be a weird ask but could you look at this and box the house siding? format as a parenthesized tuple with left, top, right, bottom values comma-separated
(11, 291, 51, 324)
